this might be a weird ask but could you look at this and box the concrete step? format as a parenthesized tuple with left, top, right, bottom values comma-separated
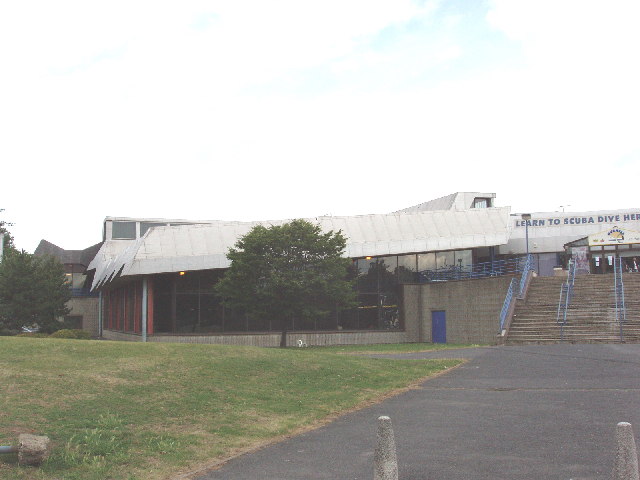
(506, 273, 640, 344)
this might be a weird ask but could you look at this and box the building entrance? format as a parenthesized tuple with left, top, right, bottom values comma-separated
(591, 251, 640, 274)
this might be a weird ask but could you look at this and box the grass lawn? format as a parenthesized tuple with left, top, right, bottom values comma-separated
(0, 338, 464, 480)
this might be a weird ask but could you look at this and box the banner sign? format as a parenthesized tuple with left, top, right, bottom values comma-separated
(515, 212, 640, 228)
(572, 246, 590, 273)
(588, 227, 640, 246)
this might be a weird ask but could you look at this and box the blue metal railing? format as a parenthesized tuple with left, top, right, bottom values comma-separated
(70, 288, 99, 298)
(518, 254, 533, 297)
(498, 254, 534, 334)
(499, 278, 519, 332)
(614, 257, 626, 342)
(556, 259, 576, 340)
(419, 257, 529, 283)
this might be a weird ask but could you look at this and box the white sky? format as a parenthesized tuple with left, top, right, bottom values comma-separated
(1, 0, 639, 252)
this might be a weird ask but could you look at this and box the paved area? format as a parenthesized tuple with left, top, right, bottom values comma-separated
(195, 344, 640, 479)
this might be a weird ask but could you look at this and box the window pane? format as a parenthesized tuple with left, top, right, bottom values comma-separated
(417, 252, 435, 271)
(436, 251, 455, 270)
(397, 254, 417, 283)
(454, 250, 472, 269)
(473, 198, 489, 208)
(112, 221, 136, 239)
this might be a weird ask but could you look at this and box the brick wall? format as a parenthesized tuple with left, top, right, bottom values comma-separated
(402, 276, 515, 344)
(66, 297, 100, 337)
(102, 329, 409, 346)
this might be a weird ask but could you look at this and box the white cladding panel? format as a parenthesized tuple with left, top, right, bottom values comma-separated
(91, 207, 511, 288)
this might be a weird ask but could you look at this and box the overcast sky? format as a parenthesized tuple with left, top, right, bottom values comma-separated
(2, 0, 639, 252)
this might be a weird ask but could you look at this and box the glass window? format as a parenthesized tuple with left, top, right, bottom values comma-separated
(454, 250, 472, 270)
(473, 197, 491, 208)
(417, 252, 436, 271)
(356, 257, 376, 275)
(140, 222, 166, 236)
(436, 251, 455, 270)
(72, 272, 87, 289)
(397, 254, 417, 283)
(112, 221, 136, 239)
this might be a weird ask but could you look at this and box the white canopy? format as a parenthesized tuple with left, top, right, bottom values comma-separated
(90, 207, 511, 289)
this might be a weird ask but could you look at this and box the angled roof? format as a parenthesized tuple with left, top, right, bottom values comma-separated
(34, 240, 103, 268)
(90, 206, 512, 289)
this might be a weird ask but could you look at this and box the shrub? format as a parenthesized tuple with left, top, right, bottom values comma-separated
(49, 329, 91, 340)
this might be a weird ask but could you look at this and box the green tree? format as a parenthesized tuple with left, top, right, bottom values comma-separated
(0, 208, 16, 256)
(215, 219, 356, 346)
(0, 251, 70, 334)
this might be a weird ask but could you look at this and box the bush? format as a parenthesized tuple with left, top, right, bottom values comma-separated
(16, 332, 49, 338)
(49, 329, 91, 340)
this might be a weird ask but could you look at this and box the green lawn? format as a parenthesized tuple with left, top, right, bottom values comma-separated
(0, 338, 463, 480)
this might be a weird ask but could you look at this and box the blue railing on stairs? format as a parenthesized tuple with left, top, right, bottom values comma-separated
(499, 278, 519, 333)
(499, 254, 534, 334)
(518, 254, 533, 297)
(556, 259, 576, 341)
(614, 257, 626, 342)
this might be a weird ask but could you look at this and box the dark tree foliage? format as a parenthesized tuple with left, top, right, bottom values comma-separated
(215, 219, 356, 346)
(0, 208, 16, 254)
(0, 251, 71, 334)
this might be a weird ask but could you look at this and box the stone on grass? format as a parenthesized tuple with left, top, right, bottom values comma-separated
(17, 434, 51, 467)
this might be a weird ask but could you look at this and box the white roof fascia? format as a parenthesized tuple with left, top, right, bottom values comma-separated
(91, 207, 511, 288)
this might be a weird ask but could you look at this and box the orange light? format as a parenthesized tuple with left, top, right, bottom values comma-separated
(365, 256, 372, 260)
(179, 271, 185, 276)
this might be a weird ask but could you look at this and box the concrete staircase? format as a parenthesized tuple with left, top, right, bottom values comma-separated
(506, 273, 640, 344)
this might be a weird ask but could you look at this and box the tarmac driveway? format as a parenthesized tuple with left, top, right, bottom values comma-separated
(194, 344, 640, 480)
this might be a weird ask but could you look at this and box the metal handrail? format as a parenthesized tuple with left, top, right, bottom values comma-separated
(419, 257, 528, 283)
(614, 257, 626, 341)
(556, 259, 576, 341)
(499, 278, 518, 333)
(518, 254, 533, 297)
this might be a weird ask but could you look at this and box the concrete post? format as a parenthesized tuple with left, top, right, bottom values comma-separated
(613, 422, 639, 480)
(17, 434, 51, 466)
(374, 416, 398, 480)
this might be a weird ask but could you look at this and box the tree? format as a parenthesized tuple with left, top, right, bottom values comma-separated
(0, 208, 16, 257)
(215, 219, 356, 346)
(0, 251, 70, 334)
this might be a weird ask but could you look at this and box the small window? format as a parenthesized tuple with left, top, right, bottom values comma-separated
(112, 221, 136, 239)
(473, 197, 491, 208)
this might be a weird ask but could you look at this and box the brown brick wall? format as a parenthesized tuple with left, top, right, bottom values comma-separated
(102, 330, 410, 346)
(402, 276, 515, 344)
(65, 297, 100, 337)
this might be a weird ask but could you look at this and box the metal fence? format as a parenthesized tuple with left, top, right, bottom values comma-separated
(418, 257, 529, 283)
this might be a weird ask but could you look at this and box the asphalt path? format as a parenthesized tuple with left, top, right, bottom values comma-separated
(194, 344, 640, 479)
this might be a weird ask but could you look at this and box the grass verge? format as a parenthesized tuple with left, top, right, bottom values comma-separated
(0, 337, 462, 480)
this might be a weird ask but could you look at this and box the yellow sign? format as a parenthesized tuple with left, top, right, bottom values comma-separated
(588, 226, 640, 246)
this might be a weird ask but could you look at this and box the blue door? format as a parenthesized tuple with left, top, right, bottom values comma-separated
(431, 310, 446, 343)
